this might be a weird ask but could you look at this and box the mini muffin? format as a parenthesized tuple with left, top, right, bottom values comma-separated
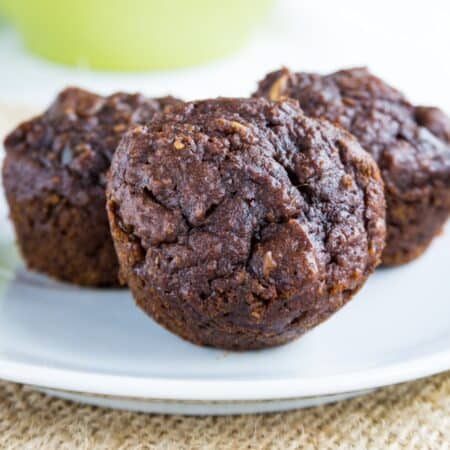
(254, 67, 450, 265)
(106, 98, 386, 350)
(2, 87, 181, 286)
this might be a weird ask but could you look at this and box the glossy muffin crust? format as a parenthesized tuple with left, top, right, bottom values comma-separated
(2, 87, 181, 286)
(255, 67, 450, 265)
(107, 98, 385, 349)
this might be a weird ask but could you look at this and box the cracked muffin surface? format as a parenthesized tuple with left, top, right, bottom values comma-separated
(254, 67, 450, 265)
(107, 98, 385, 350)
(2, 87, 181, 286)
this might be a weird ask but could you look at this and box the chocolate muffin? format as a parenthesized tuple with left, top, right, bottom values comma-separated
(106, 98, 386, 350)
(254, 67, 450, 265)
(2, 87, 181, 286)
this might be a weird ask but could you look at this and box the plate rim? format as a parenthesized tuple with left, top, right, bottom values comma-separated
(0, 348, 448, 401)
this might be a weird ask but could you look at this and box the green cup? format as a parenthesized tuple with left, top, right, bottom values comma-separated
(0, 0, 275, 71)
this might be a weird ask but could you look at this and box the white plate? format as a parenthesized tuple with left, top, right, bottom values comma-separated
(0, 0, 449, 415)
(0, 217, 449, 415)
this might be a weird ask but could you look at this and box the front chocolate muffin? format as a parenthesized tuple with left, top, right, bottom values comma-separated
(2, 87, 181, 286)
(107, 98, 385, 350)
(254, 67, 450, 265)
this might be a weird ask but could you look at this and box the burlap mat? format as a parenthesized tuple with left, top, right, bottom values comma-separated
(0, 372, 447, 449)
(1, 104, 449, 450)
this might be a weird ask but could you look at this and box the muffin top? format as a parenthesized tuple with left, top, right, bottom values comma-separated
(3, 87, 181, 200)
(107, 98, 385, 332)
(254, 67, 450, 192)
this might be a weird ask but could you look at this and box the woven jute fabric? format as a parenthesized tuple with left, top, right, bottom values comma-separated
(0, 373, 448, 449)
(1, 105, 449, 450)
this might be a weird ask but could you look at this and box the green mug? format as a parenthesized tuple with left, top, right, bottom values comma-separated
(0, 0, 275, 71)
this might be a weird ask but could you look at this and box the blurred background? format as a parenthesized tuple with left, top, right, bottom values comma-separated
(0, 0, 449, 110)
